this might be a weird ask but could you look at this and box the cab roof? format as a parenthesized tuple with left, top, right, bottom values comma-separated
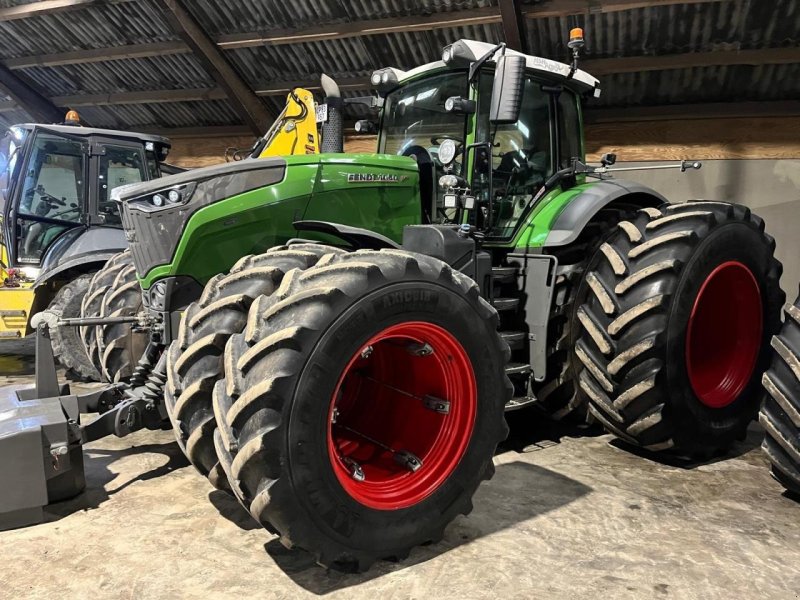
(15, 123, 171, 148)
(386, 39, 601, 98)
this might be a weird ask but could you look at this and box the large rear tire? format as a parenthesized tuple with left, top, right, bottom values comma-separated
(164, 244, 345, 490)
(760, 292, 800, 495)
(576, 201, 783, 457)
(532, 207, 633, 422)
(49, 273, 101, 381)
(213, 249, 511, 571)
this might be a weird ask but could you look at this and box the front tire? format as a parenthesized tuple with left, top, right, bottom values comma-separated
(213, 249, 511, 571)
(575, 202, 783, 457)
(760, 291, 800, 495)
(164, 243, 345, 489)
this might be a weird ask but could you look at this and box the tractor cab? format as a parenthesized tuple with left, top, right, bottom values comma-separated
(365, 39, 599, 241)
(0, 121, 170, 275)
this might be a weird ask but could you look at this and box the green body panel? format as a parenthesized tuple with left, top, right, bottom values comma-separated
(138, 153, 421, 289)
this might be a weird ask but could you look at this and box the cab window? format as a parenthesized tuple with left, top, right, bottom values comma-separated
(98, 145, 147, 226)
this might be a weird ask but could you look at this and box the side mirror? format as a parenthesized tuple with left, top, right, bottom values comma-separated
(490, 55, 525, 125)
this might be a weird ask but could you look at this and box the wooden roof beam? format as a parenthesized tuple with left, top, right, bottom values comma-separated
(217, 1, 728, 49)
(0, 0, 134, 22)
(584, 47, 800, 75)
(158, 0, 272, 135)
(0, 64, 64, 122)
(499, 0, 528, 54)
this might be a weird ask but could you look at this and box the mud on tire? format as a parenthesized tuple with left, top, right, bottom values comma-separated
(575, 201, 783, 457)
(164, 244, 345, 489)
(96, 257, 147, 382)
(760, 291, 800, 495)
(49, 273, 101, 381)
(213, 248, 511, 571)
(80, 250, 133, 378)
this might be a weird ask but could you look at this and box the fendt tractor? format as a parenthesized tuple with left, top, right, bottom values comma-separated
(0, 114, 173, 380)
(0, 34, 788, 569)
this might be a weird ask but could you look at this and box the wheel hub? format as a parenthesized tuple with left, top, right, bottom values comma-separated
(685, 261, 763, 408)
(328, 321, 476, 510)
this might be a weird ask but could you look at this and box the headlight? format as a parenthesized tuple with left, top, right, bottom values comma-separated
(125, 181, 197, 212)
(439, 174, 459, 188)
(438, 139, 457, 166)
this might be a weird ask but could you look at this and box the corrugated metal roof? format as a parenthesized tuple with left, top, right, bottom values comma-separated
(0, 1, 176, 58)
(190, 0, 493, 36)
(17, 54, 214, 96)
(0, 0, 795, 131)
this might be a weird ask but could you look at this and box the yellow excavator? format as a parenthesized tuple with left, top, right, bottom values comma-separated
(225, 86, 323, 161)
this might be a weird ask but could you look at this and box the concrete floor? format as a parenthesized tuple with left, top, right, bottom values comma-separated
(1, 343, 798, 599)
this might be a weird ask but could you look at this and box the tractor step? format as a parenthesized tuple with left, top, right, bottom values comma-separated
(491, 266, 518, 282)
(505, 396, 538, 411)
(500, 331, 526, 349)
(492, 297, 520, 311)
(505, 362, 532, 376)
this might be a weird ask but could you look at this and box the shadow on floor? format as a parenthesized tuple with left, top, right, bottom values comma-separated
(208, 490, 261, 531)
(607, 421, 765, 469)
(206, 461, 591, 595)
(43, 441, 190, 521)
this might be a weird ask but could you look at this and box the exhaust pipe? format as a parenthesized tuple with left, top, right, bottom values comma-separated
(320, 74, 343, 153)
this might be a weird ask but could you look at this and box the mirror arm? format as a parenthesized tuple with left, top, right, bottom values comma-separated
(468, 42, 506, 82)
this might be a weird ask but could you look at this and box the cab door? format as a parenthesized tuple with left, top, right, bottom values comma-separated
(10, 127, 89, 267)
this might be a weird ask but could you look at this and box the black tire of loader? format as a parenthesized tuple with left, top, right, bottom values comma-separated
(212, 249, 511, 571)
(80, 250, 132, 376)
(760, 291, 800, 495)
(576, 202, 783, 457)
(97, 260, 147, 382)
(164, 244, 346, 490)
(49, 273, 101, 381)
(532, 208, 633, 423)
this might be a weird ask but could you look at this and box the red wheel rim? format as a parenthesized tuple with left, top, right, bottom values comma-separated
(685, 261, 763, 408)
(327, 321, 477, 510)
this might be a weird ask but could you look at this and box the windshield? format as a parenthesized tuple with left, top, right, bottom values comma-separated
(381, 71, 469, 158)
(380, 71, 469, 221)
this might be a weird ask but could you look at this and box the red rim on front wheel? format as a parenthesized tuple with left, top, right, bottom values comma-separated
(686, 261, 763, 408)
(327, 321, 477, 510)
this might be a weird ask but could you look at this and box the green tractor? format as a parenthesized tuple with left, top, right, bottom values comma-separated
(0, 38, 785, 570)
